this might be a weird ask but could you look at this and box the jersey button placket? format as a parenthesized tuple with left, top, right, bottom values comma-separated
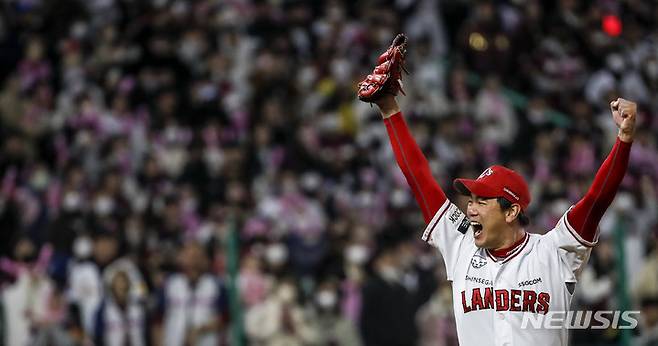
(493, 309, 512, 346)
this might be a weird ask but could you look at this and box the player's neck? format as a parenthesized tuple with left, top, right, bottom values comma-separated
(489, 227, 527, 258)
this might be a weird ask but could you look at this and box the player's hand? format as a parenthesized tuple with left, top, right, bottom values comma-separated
(610, 98, 637, 143)
(374, 94, 400, 119)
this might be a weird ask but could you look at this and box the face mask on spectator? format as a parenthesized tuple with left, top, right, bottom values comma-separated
(645, 60, 658, 80)
(345, 244, 369, 265)
(282, 178, 299, 195)
(551, 199, 570, 216)
(94, 196, 115, 216)
(379, 265, 401, 283)
(125, 220, 143, 248)
(615, 192, 635, 213)
(390, 189, 410, 208)
(527, 108, 545, 125)
(301, 172, 321, 193)
(179, 38, 203, 62)
(276, 284, 296, 304)
(315, 290, 337, 309)
(63, 191, 82, 211)
(29, 169, 49, 191)
(181, 196, 197, 212)
(376, 28, 394, 46)
(204, 147, 224, 174)
(265, 243, 288, 266)
(296, 65, 317, 89)
(73, 236, 93, 259)
(606, 54, 625, 74)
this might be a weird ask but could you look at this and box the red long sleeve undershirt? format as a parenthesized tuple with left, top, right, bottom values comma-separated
(566, 138, 632, 244)
(384, 112, 447, 223)
(385, 112, 631, 243)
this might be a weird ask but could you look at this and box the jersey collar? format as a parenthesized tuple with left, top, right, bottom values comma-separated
(486, 232, 530, 263)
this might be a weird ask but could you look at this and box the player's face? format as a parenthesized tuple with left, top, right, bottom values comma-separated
(467, 194, 509, 249)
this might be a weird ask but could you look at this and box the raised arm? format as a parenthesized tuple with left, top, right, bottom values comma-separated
(566, 98, 636, 243)
(375, 96, 447, 223)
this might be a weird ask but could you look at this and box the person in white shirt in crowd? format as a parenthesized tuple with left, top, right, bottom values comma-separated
(93, 269, 147, 346)
(245, 277, 319, 346)
(67, 232, 119, 337)
(2, 238, 54, 345)
(156, 241, 227, 346)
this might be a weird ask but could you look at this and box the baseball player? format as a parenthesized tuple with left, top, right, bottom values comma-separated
(357, 35, 637, 345)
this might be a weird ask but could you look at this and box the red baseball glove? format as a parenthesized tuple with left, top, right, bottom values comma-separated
(357, 33, 409, 102)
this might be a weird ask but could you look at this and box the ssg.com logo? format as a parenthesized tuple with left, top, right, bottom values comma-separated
(521, 311, 640, 329)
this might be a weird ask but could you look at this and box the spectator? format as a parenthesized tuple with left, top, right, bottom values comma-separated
(1, 239, 53, 345)
(311, 278, 362, 345)
(68, 232, 119, 336)
(244, 277, 318, 346)
(156, 241, 227, 346)
(93, 270, 147, 346)
(31, 283, 78, 346)
(635, 297, 658, 346)
(634, 245, 658, 304)
(360, 230, 432, 346)
(416, 278, 458, 346)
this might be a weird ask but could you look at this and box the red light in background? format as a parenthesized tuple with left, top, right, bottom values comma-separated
(602, 15, 622, 37)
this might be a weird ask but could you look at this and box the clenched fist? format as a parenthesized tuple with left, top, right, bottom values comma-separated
(610, 98, 637, 143)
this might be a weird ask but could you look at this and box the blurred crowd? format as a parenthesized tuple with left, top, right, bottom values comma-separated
(0, 0, 657, 345)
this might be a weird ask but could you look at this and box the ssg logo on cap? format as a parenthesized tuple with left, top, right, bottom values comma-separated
(478, 168, 494, 180)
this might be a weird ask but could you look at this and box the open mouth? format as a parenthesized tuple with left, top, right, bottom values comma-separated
(471, 221, 483, 238)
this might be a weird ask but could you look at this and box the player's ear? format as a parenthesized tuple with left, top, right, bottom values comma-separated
(505, 204, 521, 223)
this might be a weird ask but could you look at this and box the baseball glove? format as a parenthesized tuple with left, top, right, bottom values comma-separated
(357, 33, 409, 103)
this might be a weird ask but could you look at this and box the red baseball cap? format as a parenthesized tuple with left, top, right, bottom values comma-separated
(453, 165, 531, 211)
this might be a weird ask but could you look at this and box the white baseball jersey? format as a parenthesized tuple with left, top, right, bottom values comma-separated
(163, 274, 223, 346)
(422, 200, 594, 346)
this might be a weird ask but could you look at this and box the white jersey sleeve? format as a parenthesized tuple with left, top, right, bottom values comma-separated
(539, 206, 595, 283)
(421, 199, 472, 281)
